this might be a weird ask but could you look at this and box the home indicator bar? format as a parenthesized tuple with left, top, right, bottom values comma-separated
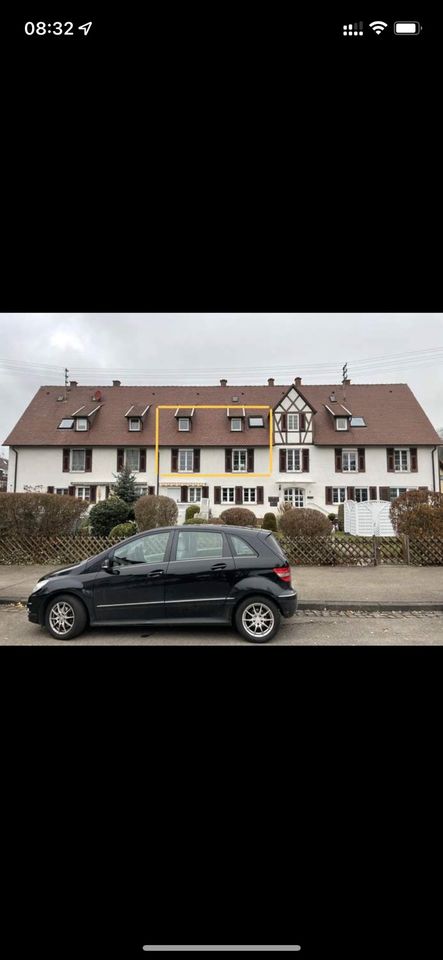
(142, 949, 302, 953)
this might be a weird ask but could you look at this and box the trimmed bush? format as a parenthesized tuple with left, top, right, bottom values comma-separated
(390, 489, 443, 537)
(185, 504, 201, 521)
(337, 504, 344, 532)
(219, 507, 257, 527)
(0, 491, 86, 537)
(278, 507, 333, 537)
(262, 512, 277, 531)
(134, 494, 178, 531)
(89, 497, 134, 537)
(109, 521, 137, 540)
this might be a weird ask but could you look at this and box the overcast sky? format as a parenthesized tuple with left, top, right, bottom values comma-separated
(1, 313, 442, 456)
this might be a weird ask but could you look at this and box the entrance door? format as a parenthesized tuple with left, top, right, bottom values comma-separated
(92, 530, 173, 622)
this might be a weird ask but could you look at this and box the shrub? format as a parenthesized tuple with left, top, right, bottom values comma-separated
(337, 504, 344, 532)
(185, 504, 201, 521)
(134, 494, 178, 531)
(277, 500, 293, 516)
(89, 497, 134, 537)
(109, 521, 137, 540)
(111, 465, 138, 504)
(278, 508, 333, 537)
(219, 507, 257, 527)
(0, 491, 86, 537)
(389, 490, 443, 537)
(262, 512, 277, 531)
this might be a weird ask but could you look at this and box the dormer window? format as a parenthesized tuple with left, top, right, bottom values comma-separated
(230, 418, 242, 432)
(178, 418, 191, 432)
(336, 417, 348, 431)
(75, 418, 88, 431)
(129, 417, 141, 431)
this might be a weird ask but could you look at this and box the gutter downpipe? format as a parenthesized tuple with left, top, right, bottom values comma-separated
(431, 446, 437, 492)
(12, 447, 18, 491)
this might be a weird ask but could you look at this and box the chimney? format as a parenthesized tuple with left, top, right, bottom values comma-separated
(113, 380, 121, 387)
(268, 377, 275, 387)
(220, 378, 227, 387)
(330, 391, 336, 402)
(343, 378, 351, 387)
(70, 381, 77, 388)
(294, 376, 302, 388)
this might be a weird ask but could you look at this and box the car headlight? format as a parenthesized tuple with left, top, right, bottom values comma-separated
(31, 579, 50, 593)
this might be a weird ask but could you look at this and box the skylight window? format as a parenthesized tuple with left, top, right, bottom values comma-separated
(248, 416, 264, 427)
(350, 417, 366, 427)
(58, 419, 75, 429)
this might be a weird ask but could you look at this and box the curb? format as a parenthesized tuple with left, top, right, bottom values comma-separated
(1, 597, 443, 613)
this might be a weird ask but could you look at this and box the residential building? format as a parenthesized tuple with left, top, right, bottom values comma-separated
(0, 455, 8, 491)
(3, 377, 441, 519)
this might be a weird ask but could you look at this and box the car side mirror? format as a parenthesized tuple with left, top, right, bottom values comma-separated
(102, 557, 118, 574)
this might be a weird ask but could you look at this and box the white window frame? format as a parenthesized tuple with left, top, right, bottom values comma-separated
(332, 487, 346, 504)
(389, 487, 412, 500)
(178, 448, 194, 472)
(55, 488, 69, 496)
(232, 449, 247, 472)
(125, 448, 140, 472)
(287, 413, 299, 431)
(129, 418, 141, 431)
(286, 449, 301, 472)
(71, 449, 86, 472)
(134, 484, 147, 497)
(355, 487, 369, 503)
(243, 488, 256, 503)
(178, 418, 190, 432)
(221, 487, 235, 503)
(189, 487, 202, 502)
(283, 487, 305, 508)
(230, 418, 242, 432)
(76, 486, 91, 500)
(342, 449, 358, 472)
(75, 418, 88, 431)
(394, 448, 409, 472)
(336, 417, 348, 431)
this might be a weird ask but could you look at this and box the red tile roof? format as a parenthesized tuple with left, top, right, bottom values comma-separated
(3, 382, 440, 447)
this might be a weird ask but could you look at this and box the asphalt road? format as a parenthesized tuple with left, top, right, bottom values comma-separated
(1, 604, 443, 644)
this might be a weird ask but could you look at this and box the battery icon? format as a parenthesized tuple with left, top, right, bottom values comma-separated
(394, 21, 421, 35)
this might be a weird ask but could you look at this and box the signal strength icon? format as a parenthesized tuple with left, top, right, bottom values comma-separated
(343, 22, 363, 36)
(369, 20, 388, 34)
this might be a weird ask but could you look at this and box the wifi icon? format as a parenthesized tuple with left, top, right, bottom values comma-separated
(369, 20, 388, 34)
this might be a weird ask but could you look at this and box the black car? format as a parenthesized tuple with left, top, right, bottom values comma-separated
(27, 525, 297, 643)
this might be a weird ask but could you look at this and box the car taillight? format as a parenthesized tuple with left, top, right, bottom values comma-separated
(273, 566, 292, 584)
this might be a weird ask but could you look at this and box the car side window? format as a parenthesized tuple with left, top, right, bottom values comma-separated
(176, 530, 224, 561)
(114, 532, 170, 565)
(229, 534, 258, 558)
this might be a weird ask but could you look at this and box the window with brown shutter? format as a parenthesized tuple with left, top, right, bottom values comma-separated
(279, 449, 286, 471)
(148, 486, 155, 496)
(247, 449, 254, 472)
(181, 486, 188, 503)
(202, 486, 209, 497)
(302, 449, 310, 472)
(62, 448, 70, 472)
(410, 447, 418, 471)
(235, 487, 243, 504)
(139, 449, 146, 471)
(358, 448, 365, 472)
(325, 486, 332, 505)
(225, 449, 232, 472)
(89, 485, 97, 503)
(335, 448, 342, 471)
(418, 486, 428, 491)
(386, 448, 395, 472)
(85, 449, 92, 472)
(47, 485, 54, 494)
(347, 487, 355, 500)
(280, 413, 287, 431)
(117, 448, 124, 471)
(379, 486, 390, 501)
(214, 486, 221, 504)
(300, 413, 307, 431)
(171, 448, 178, 472)
(68, 486, 75, 496)
(257, 486, 264, 504)
(370, 486, 377, 500)
(193, 449, 200, 472)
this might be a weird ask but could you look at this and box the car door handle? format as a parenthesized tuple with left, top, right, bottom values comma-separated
(211, 562, 227, 570)
(147, 569, 165, 578)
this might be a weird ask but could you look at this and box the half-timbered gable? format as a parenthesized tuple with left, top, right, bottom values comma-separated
(273, 385, 316, 446)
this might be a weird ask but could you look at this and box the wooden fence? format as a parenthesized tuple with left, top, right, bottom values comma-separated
(0, 533, 442, 566)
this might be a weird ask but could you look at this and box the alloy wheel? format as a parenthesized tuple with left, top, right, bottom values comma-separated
(48, 601, 76, 637)
(241, 602, 275, 639)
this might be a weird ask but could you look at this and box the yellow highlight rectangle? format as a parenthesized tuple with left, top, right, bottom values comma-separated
(155, 405, 273, 479)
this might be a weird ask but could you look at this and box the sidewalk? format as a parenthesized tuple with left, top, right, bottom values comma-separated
(0, 563, 442, 610)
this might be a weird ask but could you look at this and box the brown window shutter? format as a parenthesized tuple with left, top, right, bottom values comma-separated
(214, 486, 221, 504)
(387, 448, 394, 472)
(325, 486, 332, 505)
(235, 487, 243, 505)
(89, 485, 97, 503)
(279, 449, 286, 471)
(181, 486, 188, 503)
(379, 486, 390, 501)
(85, 449, 92, 472)
(105, 485, 110, 498)
(202, 486, 209, 497)
(257, 486, 264, 505)
(247, 449, 254, 472)
(62, 448, 70, 472)
(300, 413, 307, 431)
(410, 447, 418, 471)
(346, 487, 355, 500)
(171, 448, 178, 472)
(193, 449, 200, 472)
(139, 449, 146, 471)
(335, 448, 342, 471)
(358, 448, 365, 472)
(47, 486, 54, 494)
(302, 449, 310, 472)
(370, 486, 377, 500)
(225, 449, 232, 472)
(68, 486, 75, 496)
(148, 486, 155, 496)
(280, 413, 287, 431)
(117, 448, 124, 471)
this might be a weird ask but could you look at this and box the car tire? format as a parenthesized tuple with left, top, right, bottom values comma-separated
(44, 594, 88, 641)
(234, 595, 281, 643)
